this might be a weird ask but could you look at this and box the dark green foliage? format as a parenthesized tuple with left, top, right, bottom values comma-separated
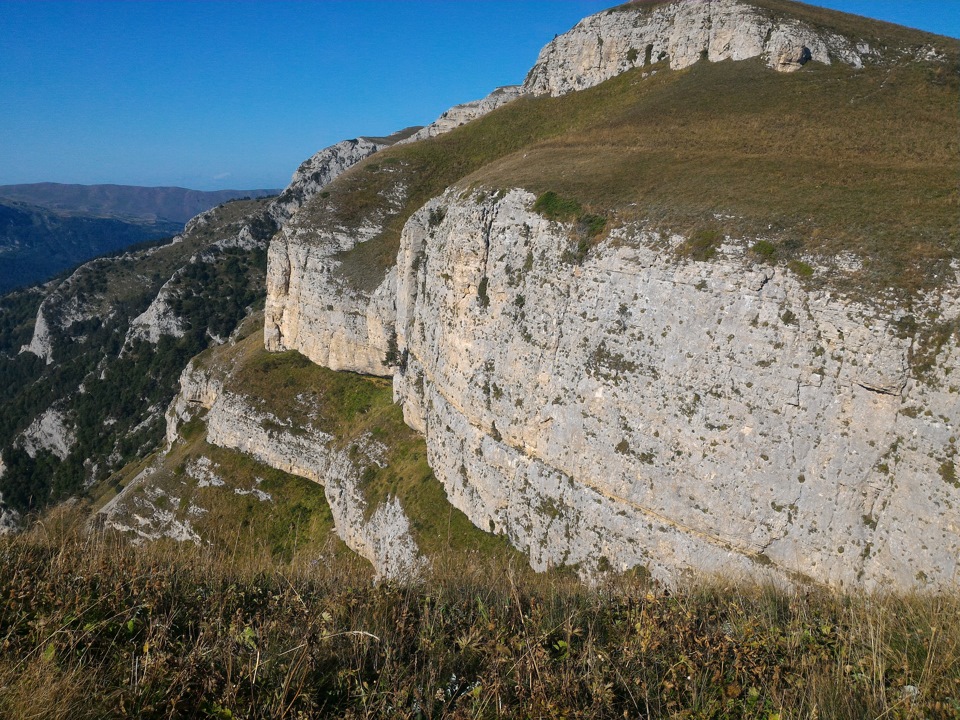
(0, 200, 273, 515)
(0, 289, 43, 354)
(383, 330, 401, 367)
(477, 276, 490, 308)
(750, 240, 777, 260)
(428, 205, 447, 228)
(679, 228, 723, 261)
(788, 259, 815, 277)
(532, 191, 583, 221)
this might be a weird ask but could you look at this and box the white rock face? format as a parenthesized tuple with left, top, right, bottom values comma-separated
(164, 358, 224, 447)
(20, 408, 75, 460)
(99, 463, 203, 544)
(165, 363, 424, 579)
(20, 303, 54, 364)
(264, 192, 404, 377)
(127, 272, 187, 345)
(522, 0, 866, 96)
(270, 138, 391, 226)
(400, 86, 524, 144)
(263, 84, 534, 376)
(387, 189, 960, 589)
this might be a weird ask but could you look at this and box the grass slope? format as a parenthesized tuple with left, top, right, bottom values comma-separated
(1, 525, 958, 719)
(305, 29, 956, 301)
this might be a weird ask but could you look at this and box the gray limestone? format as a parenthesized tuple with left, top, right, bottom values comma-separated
(522, 0, 867, 96)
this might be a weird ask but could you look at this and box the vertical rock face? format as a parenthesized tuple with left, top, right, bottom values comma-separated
(522, 0, 866, 96)
(262, 86, 531, 379)
(263, 210, 401, 378)
(390, 189, 960, 588)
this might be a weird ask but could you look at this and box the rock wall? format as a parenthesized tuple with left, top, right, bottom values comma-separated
(264, 213, 400, 377)
(165, 359, 424, 579)
(522, 0, 868, 96)
(389, 189, 960, 589)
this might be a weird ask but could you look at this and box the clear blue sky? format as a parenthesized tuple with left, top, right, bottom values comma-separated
(1, 1, 956, 191)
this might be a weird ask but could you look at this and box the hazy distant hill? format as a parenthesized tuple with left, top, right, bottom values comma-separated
(0, 184, 279, 294)
(0, 199, 187, 293)
(0, 183, 279, 224)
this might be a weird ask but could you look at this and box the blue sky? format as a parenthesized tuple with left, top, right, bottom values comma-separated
(1, 1, 956, 191)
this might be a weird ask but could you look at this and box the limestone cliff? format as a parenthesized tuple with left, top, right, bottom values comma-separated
(264, 202, 401, 377)
(522, 0, 869, 96)
(391, 190, 959, 589)
(253, 2, 958, 589)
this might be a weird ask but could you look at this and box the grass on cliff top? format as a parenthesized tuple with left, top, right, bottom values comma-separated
(307, 40, 956, 300)
(222, 332, 522, 563)
(2, 518, 959, 719)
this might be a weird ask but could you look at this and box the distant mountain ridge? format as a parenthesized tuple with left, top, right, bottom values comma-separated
(0, 183, 280, 224)
(0, 183, 280, 294)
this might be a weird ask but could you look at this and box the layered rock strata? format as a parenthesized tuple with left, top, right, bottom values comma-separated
(264, 200, 400, 377)
(384, 189, 959, 589)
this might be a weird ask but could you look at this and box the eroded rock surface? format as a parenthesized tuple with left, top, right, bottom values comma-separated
(386, 189, 959, 589)
(522, 0, 867, 96)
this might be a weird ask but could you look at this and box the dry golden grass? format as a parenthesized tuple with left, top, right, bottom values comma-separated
(1, 517, 958, 719)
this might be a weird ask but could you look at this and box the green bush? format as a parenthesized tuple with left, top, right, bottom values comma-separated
(750, 240, 777, 260)
(532, 191, 583, 221)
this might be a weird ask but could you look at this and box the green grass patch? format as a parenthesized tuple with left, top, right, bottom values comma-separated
(214, 329, 523, 564)
(678, 227, 723, 261)
(532, 191, 583, 221)
(750, 240, 777, 261)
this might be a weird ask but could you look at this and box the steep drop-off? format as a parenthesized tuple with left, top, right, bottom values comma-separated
(259, 0, 959, 588)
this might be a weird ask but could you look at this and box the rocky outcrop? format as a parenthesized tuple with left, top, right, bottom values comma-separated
(127, 273, 187, 344)
(386, 189, 960, 589)
(522, 0, 868, 96)
(19, 408, 75, 460)
(400, 86, 523, 144)
(165, 360, 424, 578)
(20, 304, 54, 363)
(164, 358, 224, 447)
(263, 192, 403, 377)
(270, 139, 392, 226)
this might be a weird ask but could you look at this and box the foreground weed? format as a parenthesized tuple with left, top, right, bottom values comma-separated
(1, 521, 958, 719)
